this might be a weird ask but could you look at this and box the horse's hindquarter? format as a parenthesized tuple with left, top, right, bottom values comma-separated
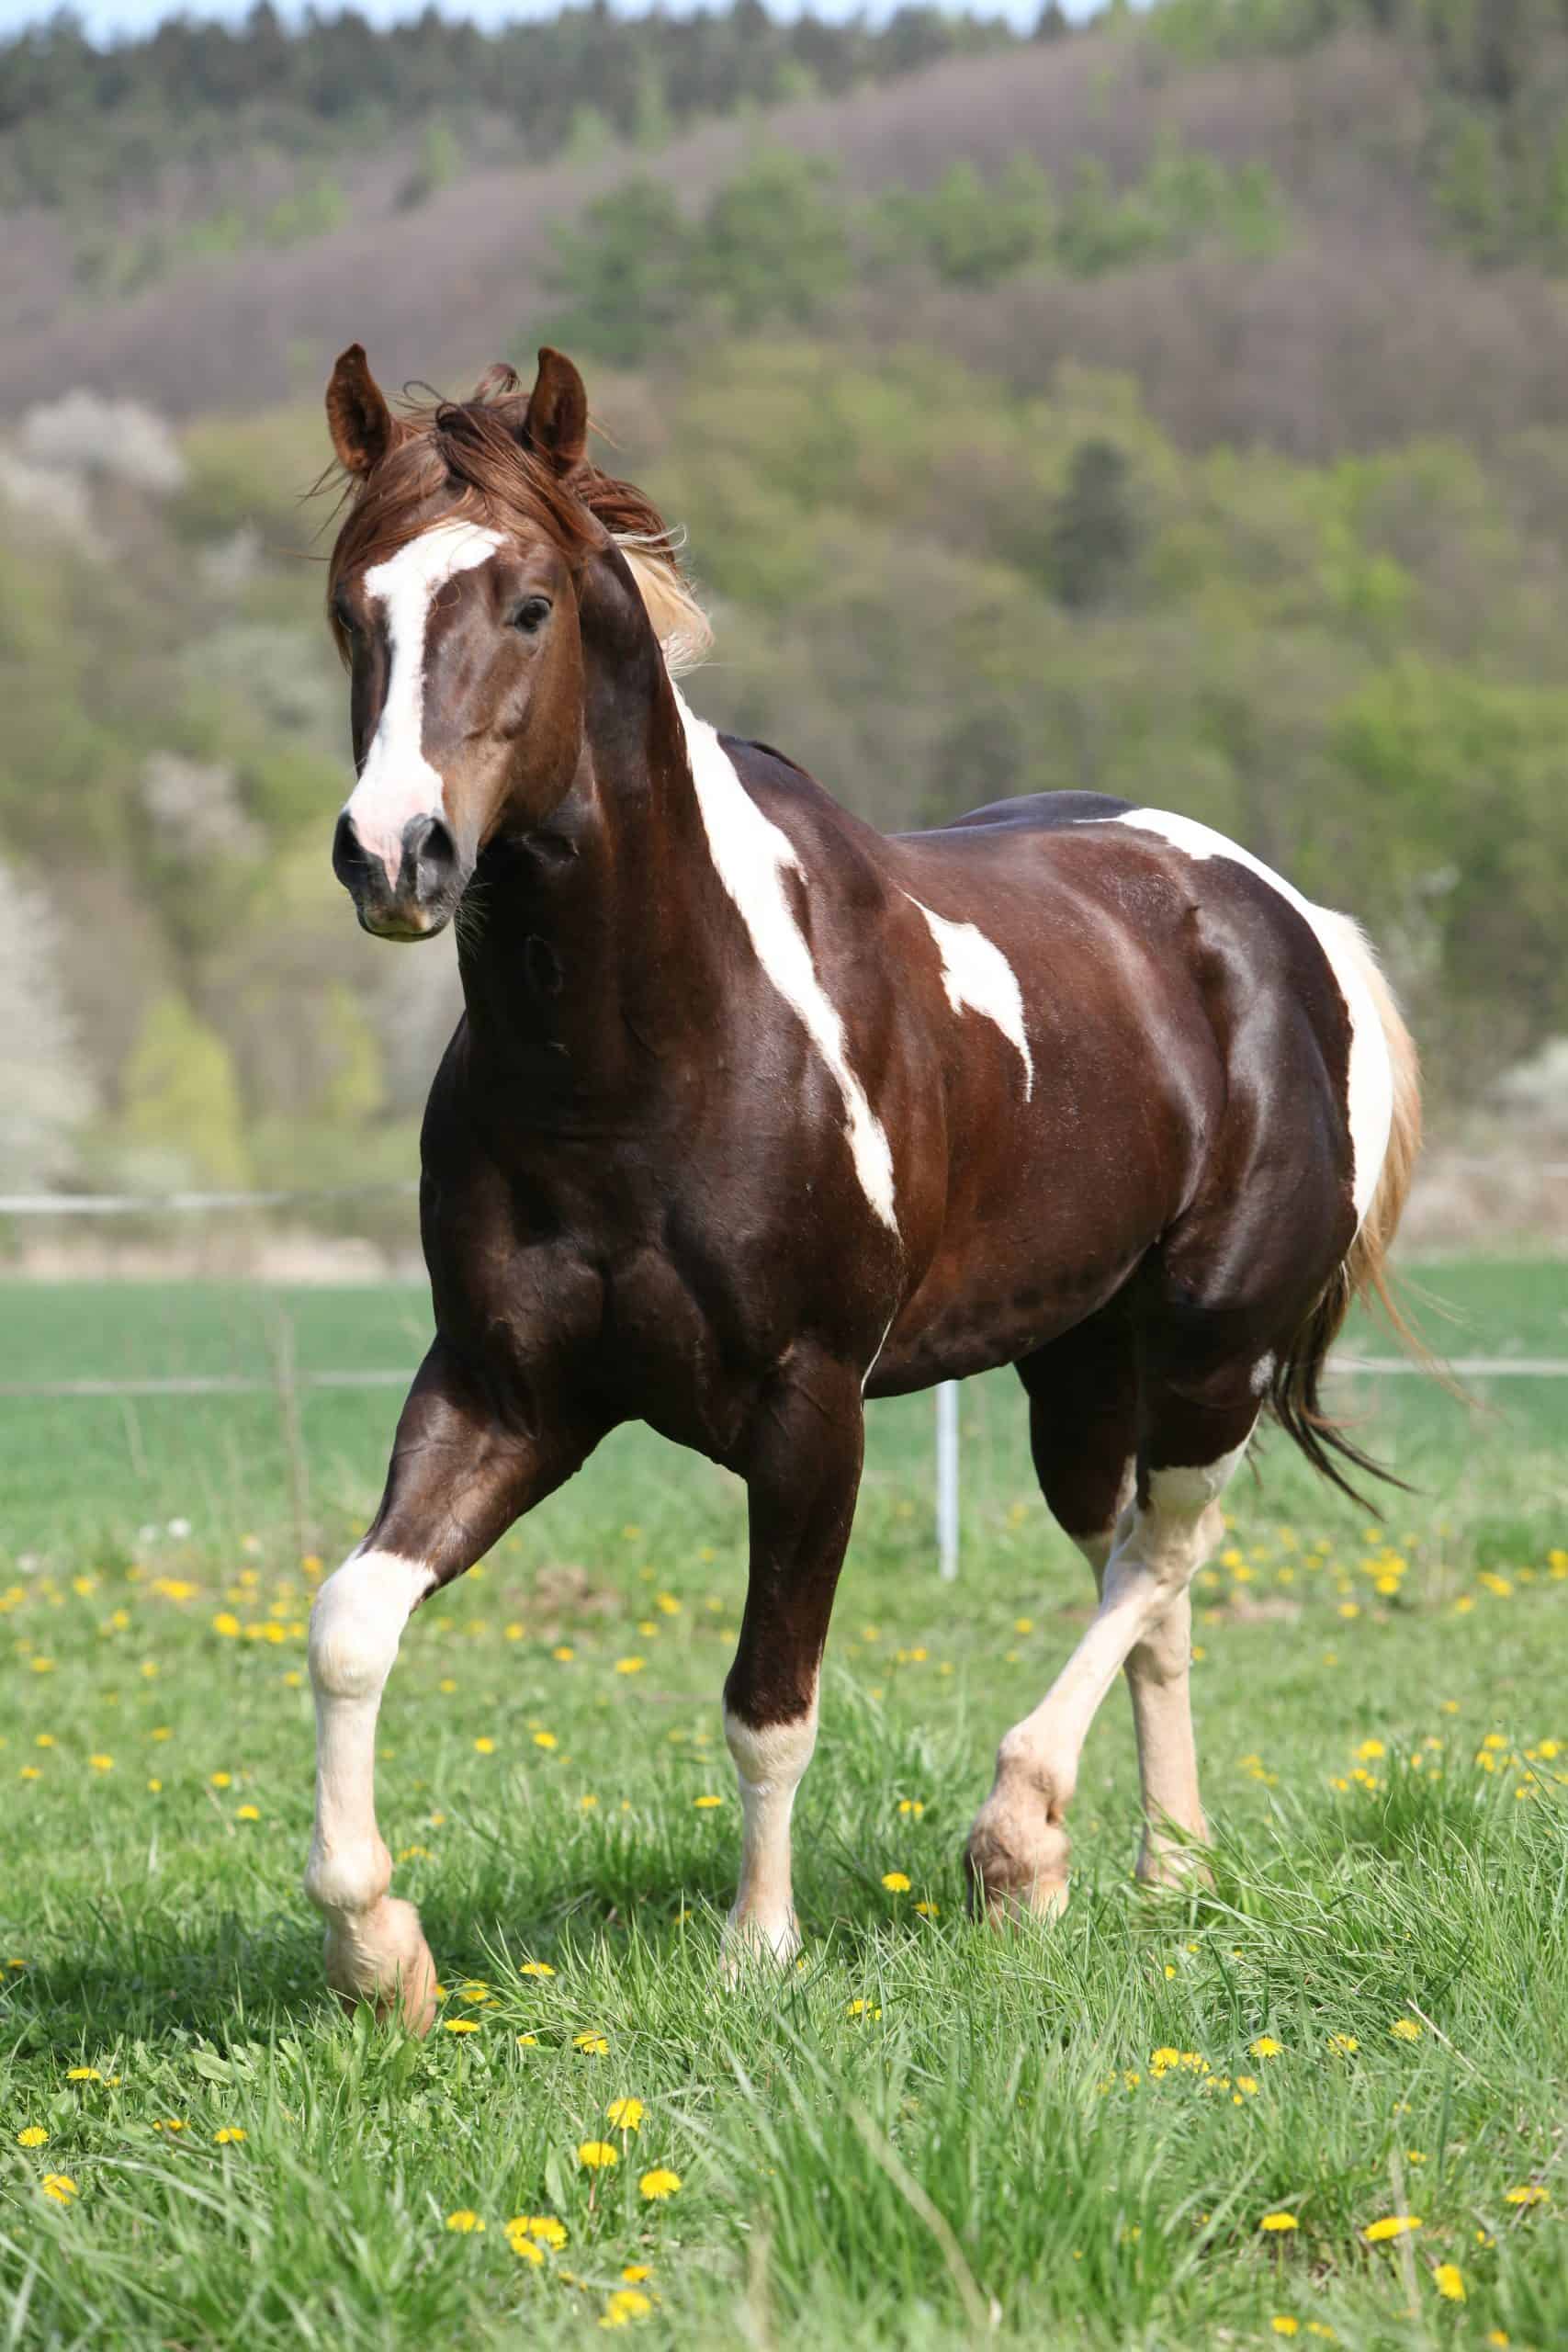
(867, 803, 1359, 1391)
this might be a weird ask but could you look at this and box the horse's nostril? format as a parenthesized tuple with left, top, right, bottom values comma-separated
(402, 813, 459, 902)
(333, 808, 369, 888)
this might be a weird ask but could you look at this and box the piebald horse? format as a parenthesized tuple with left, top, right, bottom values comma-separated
(307, 345, 1420, 2029)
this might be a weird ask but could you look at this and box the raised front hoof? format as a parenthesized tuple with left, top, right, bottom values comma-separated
(964, 1813, 1072, 1928)
(321, 1897, 438, 2036)
(720, 1907, 801, 1984)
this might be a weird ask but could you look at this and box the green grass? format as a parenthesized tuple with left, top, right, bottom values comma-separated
(0, 1264, 1563, 2348)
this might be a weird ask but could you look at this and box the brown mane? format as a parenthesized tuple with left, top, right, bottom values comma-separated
(324, 363, 710, 670)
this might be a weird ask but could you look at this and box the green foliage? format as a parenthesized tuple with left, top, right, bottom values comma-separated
(877, 154, 1057, 286)
(542, 178, 694, 368)
(118, 993, 252, 1189)
(691, 149, 852, 328)
(1045, 439, 1145, 607)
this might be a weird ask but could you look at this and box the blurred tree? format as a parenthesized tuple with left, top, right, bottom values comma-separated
(118, 993, 251, 1188)
(1044, 439, 1145, 608)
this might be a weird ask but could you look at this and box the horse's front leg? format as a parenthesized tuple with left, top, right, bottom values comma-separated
(723, 1354, 864, 1967)
(304, 1342, 596, 2030)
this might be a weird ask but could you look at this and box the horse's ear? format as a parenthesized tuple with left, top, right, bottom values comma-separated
(326, 344, 394, 477)
(521, 347, 588, 476)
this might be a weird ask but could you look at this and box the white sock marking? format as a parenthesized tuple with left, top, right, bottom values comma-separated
(305, 1546, 433, 1917)
(1100, 809, 1393, 1220)
(725, 1699, 818, 1959)
(904, 894, 1033, 1098)
(673, 686, 899, 1234)
(346, 522, 502, 883)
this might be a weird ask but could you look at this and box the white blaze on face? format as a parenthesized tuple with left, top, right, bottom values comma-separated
(1103, 808, 1395, 1222)
(344, 521, 502, 885)
(903, 893, 1033, 1099)
(672, 685, 900, 1236)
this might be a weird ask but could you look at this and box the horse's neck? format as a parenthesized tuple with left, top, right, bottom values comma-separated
(455, 668, 729, 1098)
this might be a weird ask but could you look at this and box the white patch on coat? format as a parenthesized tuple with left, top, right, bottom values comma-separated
(904, 894, 1033, 1099)
(673, 685, 899, 1234)
(344, 522, 502, 885)
(1102, 808, 1394, 1221)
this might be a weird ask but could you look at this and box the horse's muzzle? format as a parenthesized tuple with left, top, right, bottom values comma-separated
(333, 808, 465, 941)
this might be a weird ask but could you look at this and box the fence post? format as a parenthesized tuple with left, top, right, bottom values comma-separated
(936, 1379, 960, 1582)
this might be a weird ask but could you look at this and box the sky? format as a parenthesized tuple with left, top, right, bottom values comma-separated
(6, 0, 1115, 41)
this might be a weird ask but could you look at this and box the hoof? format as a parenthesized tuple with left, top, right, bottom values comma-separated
(1134, 1836, 1213, 1894)
(720, 1907, 801, 1984)
(964, 1809, 1072, 1926)
(322, 1896, 438, 2035)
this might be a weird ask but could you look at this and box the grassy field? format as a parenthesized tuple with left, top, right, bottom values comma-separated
(0, 1263, 1563, 2349)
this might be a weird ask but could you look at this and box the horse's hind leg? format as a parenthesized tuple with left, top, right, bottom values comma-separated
(304, 1342, 598, 2030)
(967, 1317, 1256, 1920)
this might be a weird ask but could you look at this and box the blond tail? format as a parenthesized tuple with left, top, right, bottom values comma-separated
(1265, 925, 1424, 1502)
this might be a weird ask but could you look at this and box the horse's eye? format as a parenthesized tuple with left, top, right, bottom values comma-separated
(512, 595, 552, 634)
(333, 594, 358, 638)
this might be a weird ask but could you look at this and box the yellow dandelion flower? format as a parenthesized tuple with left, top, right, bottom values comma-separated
(1235, 2075, 1259, 2097)
(66, 2067, 102, 2083)
(881, 1871, 911, 1893)
(1327, 2034, 1359, 2054)
(519, 1960, 555, 1977)
(443, 2018, 480, 2035)
(88, 1754, 114, 1772)
(578, 2140, 619, 2169)
(214, 2127, 246, 2144)
(211, 1613, 242, 1638)
(514, 2214, 567, 2247)
(621, 2265, 652, 2282)
(600, 2288, 653, 2327)
(615, 1657, 645, 1675)
(152, 2119, 185, 2132)
(1432, 2264, 1465, 2302)
(638, 2167, 681, 2199)
(694, 1793, 722, 1809)
(914, 1899, 940, 1917)
(581, 1793, 599, 1809)
(40, 2174, 77, 2203)
(209, 1771, 231, 1789)
(457, 1982, 491, 2005)
(473, 1736, 495, 1755)
(16, 2127, 47, 2147)
(1389, 2018, 1421, 2041)
(506, 2231, 545, 2265)
(1259, 2211, 1299, 2232)
(235, 1804, 260, 1821)
(18, 1767, 40, 1782)
(1504, 2184, 1548, 2206)
(446, 2210, 484, 2233)
(1271, 2324, 1300, 2340)
(845, 1999, 882, 2020)
(574, 2032, 610, 2056)
(553, 1646, 575, 1662)
(533, 1731, 558, 1750)
(1363, 2214, 1420, 2242)
(516, 2033, 538, 2047)
(1249, 2037, 1283, 2060)
(606, 2098, 644, 2131)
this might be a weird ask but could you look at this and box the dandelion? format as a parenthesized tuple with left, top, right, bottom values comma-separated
(16, 2127, 47, 2147)
(88, 1754, 113, 1772)
(152, 2120, 185, 2132)
(578, 2141, 619, 2169)
(519, 1960, 555, 1978)
(212, 1613, 242, 1638)
(66, 2067, 102, 2083)
(533, 1732, 558, 1750)
(552, 1646, 575, 1662)
(574, 2032, 610, 2056)
(235, 1804, 260, 1821)
(622, 2265, 651, 2282)
(845, 1999, 882, 2020)
(1250, 2037, 1283, 2060)
(507, 2231, 545, 2265)
(517, 2033, 538, 2048)
(638, 2167, 681, 2199)
(1272, 2324, 1300, 2340)
(457, 1982, 492, 2005)
(914, 1900, 941, 1917)
(1364, 2214, 1421, 2243)
(881, 1871, 911, 1893)
(1432, 2264, 1465, 2301)
(1235, 2075, 1259, 2098)
(1327, 2034, 1359, 2054)
(606, 2098, 644, 2131)
(1504, 2184, 1548, 2206)
(1389, 2018, 1421, 2041)
(1259, 2211, 1298, 2232)
(615, 1657, 645, 1675)
(473, 1737, 495, 1755)
(446, 2210, 485, 2233)
(509, 2214, 565, 2248)
(40, 2174, 77, 2203)
(600, 2288, 653, 2327)
(214, 2127, 246, 2144)
(443, 2018, 480, 2035)
(209, 1771, 231, 1789)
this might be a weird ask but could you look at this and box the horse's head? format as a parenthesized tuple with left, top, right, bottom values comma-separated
(322, 344, 706, 941)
